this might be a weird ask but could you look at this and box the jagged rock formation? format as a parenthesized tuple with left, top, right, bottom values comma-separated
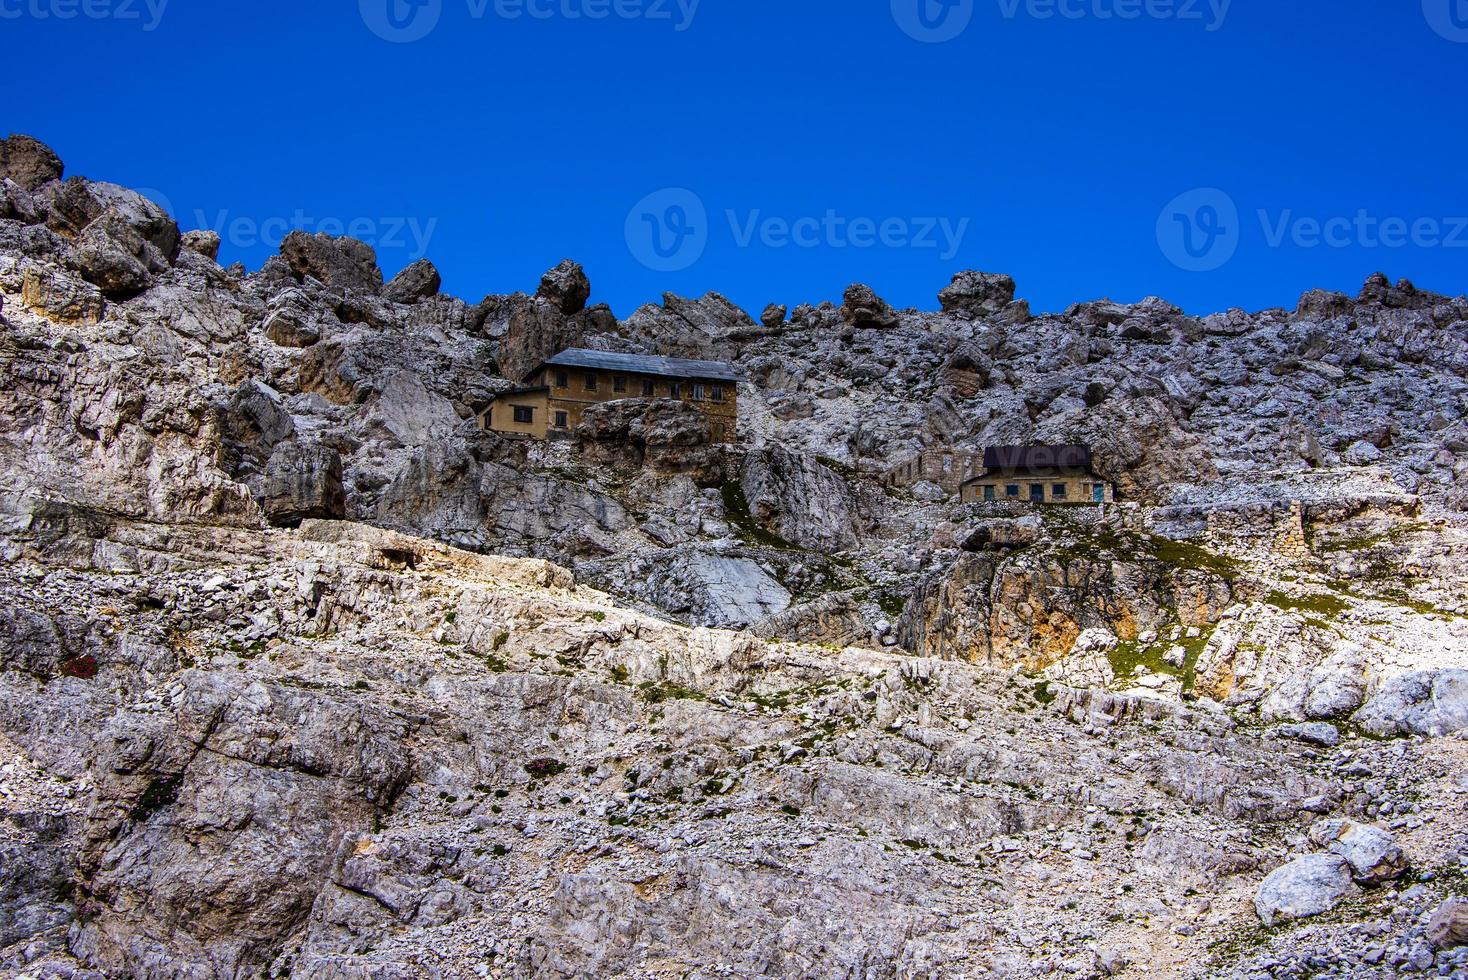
(2, 136, 1468, 979)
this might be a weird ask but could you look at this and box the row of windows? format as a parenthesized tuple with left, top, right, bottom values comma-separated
(513, 404, 727, 438)
(977, 483, 1107, 502)
(552, 371, 726, 403)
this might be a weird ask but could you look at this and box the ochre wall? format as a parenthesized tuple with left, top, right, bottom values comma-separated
(534, 366, 738, 443)
(961, 470, 1114, 504)
(482, 390, 549, 440)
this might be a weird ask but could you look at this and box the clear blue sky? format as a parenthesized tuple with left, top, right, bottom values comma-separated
(6, 0, 1466, 318)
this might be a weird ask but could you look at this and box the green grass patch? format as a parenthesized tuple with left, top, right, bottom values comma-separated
(720, 481, 802, 551)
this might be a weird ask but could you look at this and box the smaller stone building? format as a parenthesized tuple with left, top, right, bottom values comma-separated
(960, 445, 1114, 504)
(480, 349, 739, 443)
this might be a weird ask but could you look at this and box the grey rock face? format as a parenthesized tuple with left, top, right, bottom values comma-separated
(1309, 819, 1407, 885)
(841, 283, 899, 329)
(1427, 898, 1468, 950)
(1254, 854, 1356, 927)
(575, 398, 724, 482)
(383, 258, 442, 304)
(1276, 721, 1341, 747)
(536, 258, 591, 315)
(739, 446, 863, 552)
(1353, 669, 1468, 737)
(180, 229, 221, 261)
(263, 443, 346, 527)
(761, 303, 787, 329)
(280, 230, 384, 293)
(620, 291, 756, 359)
(939, 270, 1017, 318)
(0, 133, 64, 190)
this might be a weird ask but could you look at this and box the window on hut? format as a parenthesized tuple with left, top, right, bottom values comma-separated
(584, 373, 598, 392)
(554, 411, 568, 429)
(513, 406, 535, 424)
(614, 376, 628, 393)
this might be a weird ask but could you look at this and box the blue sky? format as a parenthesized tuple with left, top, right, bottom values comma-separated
(5, 0, 1466, 318)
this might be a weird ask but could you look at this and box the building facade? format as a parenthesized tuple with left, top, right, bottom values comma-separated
(480, 349, 739, 444)
(960, 445, 1114, 504)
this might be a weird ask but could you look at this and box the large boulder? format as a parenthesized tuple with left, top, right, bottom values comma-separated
(180, 229, 221, 261)
(262, 444, 346, 527)
(1427, 898, 1468, 950)
(1254, 854, 1356, 927)
(536, 259, 591, 315)
(939, 270, 1016, 318)
(280, 231, 383, 293)
(1352, 669, 1468, 737)
(841, 283, 899, 329)
(0, 134, 64, 190)
(1308, 820, 1407, 885)
(382, 258, 441, 304)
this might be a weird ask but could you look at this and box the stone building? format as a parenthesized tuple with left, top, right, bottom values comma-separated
(960, 445, 1114, 504)
(884, 450, 983, 495)
(480, 349, 739, 443)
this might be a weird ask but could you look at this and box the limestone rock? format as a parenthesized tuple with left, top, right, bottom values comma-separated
(1427, 898, 1468, 950)
(280, 231, 384, 293)
(383, 258, 442, 304)
(180, 229, 221, 261)
(1353, 669, 1468, 737)
(536, 259, 591, 315)
(1254, 854, 1355, 927)
(0, 134, 64, 190)
(841, 283, 899, 329)
(262, 443, 346, 527)
(939, 270, 1017, 318)
(761, 304, 787, 329)
(1309, 819, 1407, 885)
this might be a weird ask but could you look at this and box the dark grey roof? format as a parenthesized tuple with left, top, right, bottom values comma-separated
(538, 349, 740, 382)
(982, 445, 1093, 472)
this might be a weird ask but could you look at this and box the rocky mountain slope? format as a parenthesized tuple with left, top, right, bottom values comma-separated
(1, 134, 1467, 978)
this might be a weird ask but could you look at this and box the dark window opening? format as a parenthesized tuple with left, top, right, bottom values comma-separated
(711, 385, 725, 402)
(1006, 485, 1021, 498)
(584, 373, 598, 391)
(512, 406, 535, 424)
(554, 411, 569, 429)
(692, 384, 705, 401)
(1030, 484, 1045, 503)
(669, 383, 682, 399)
(613, 376, 628, 393)
(555, 371, 569, 388)
(642, 380, 655, 397)
(983, 486, 997, 502)
(1052, 484, 1068, 499)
